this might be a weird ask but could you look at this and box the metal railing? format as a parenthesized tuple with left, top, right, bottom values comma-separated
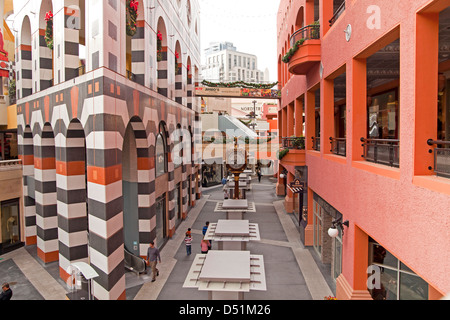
(0, 159, 22, 171)
(427, 139, 450, 178)
(282, 137, 306, 150)
(330, 137, 346, 157)
(290, 24, 321, 48)
(312, 136, 321, 151)
(329, 1, 346, 27)
(361, 138, 399, 168)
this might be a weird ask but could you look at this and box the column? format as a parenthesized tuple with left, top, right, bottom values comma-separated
(295, 97, 304, 137)
(322, 78, 334, 155)
(284, 171, 294, 213)
(20, 125, 37, 245)
(282, 107, 287, 138)
(132, 20, 146, 86)
(351, 59, 367, 161)
(305, 90, 316, 150)
(34, 124, 58, 263)
(56, 121, 89, 282)
(415, 12, 439, 175)
(287, 102, 295, 137)
(86, 95, 125, 300)
(175, 62, 183, 105)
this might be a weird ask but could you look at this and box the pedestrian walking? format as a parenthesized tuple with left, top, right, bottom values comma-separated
(184, 232, 192, 255)
(224, 188, 229, 199)
(146, 241, 161, 282)
(201, 238, 211, 254)
(257, 168, 262, 183)
(0, 283, 12, 300)
(202, 222, 209, 237)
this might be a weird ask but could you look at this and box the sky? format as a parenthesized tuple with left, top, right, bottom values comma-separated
(198, 0, 281, 83)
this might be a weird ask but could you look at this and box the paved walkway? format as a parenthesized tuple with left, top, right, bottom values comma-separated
(0, 176, 335, 300)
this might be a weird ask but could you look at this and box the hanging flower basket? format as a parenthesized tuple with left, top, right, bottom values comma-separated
(126, 0, 139, 37)
(157, 30, 163, 62)
(44, 11, 53, 50)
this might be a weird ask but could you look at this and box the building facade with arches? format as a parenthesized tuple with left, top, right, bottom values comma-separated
(13, 0, 202, 300)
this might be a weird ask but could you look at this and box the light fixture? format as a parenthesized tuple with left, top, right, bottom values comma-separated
(328, 217, 349, 238)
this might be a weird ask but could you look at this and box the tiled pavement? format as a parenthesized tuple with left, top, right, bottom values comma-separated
(0, 176, 335, 301)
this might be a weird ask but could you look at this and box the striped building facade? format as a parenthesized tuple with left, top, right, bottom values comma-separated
(14, 0, 202, 300)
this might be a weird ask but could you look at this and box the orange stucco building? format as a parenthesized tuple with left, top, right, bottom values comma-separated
(277, 0, 450, 300)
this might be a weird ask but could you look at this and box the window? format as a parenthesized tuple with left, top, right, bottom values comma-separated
(155, 195, 166, 249)
(368, 240, 429, 300)
(156, 125, 167, 177)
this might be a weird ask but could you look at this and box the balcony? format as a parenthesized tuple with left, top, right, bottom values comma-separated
(312, 136, 321, 152)
(0, 159, 22, 172)
(427, 139, 450, 178)
(285, 24, 321, 75)
(282, 137, 306, 150)
(330, 137, 346, 157)
(361, 138, 399, 168)
(329, 1, 346, 27)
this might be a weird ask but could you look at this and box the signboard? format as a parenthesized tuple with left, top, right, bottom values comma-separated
(196, 87, 281, 100)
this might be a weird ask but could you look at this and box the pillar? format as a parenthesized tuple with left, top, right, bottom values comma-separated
(351, 59, 367, 161)
(415, 12, 439, 175)
(282, 107, 287, 138)
(34, 124, 58, 263)
(305, 90, 316, 150)
(287, 102, 295, 137)
(295, 97, 304, 137)
(322, 78, 334, 155)
(284, 171, 294, 213)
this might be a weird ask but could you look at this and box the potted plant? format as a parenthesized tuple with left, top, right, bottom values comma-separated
(44, 11, 53, 50)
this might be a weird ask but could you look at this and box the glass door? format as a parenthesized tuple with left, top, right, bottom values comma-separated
(1, 199, 22, 252)
(155, 195, 166, 249)
(313, 201, 322, 256)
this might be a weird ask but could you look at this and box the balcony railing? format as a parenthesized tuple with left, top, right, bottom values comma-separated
(330, 137, 346, 157)
(329, 1, 346, 27)
(312, 136, 321, 151)
(427, 139, 450, 178)
(282, 137, 306, 150)
(0, 159, 22, 171)
(361, 138, 399, 168)
(290, 24, 321, 48)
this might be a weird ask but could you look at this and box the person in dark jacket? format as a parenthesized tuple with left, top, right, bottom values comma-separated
(0, 283, 12, 300)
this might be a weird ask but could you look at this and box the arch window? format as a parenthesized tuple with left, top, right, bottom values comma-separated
(156, 123, 168, 176)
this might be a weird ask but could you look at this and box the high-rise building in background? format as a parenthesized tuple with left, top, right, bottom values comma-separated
(202, 41, 268, 84)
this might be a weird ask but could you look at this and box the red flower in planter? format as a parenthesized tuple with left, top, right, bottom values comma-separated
(45, 11, 53, 21)
(157, 31, 163, 41)
(175, 51, 180, 59)
(187, 65, 190, 72)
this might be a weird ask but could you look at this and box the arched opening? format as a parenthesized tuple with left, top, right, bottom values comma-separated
(39, 0, 54, 90)
(157, 17, 168, 97)
(156, 122, 168, 177)
(122, 122, 140, 256)
(295, 6, 305, 30)
(19, 16, 32, 98)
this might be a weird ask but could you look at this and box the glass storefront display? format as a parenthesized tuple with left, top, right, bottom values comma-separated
(1, 199, 21, 252)
(368, 239, 429, 300)
(201, 161, 223, 187)
(155, 195, 166, 249)
(313, 201, 322, 256)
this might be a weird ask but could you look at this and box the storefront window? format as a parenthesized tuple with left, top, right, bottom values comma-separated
(1, 199, 21, 250)
(368, 90, 399, 139)
(333, 228, 342, 280)
(201, 162, 223, 187)
(313, 201, 322, 256)
(369, 240, 428, 300)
